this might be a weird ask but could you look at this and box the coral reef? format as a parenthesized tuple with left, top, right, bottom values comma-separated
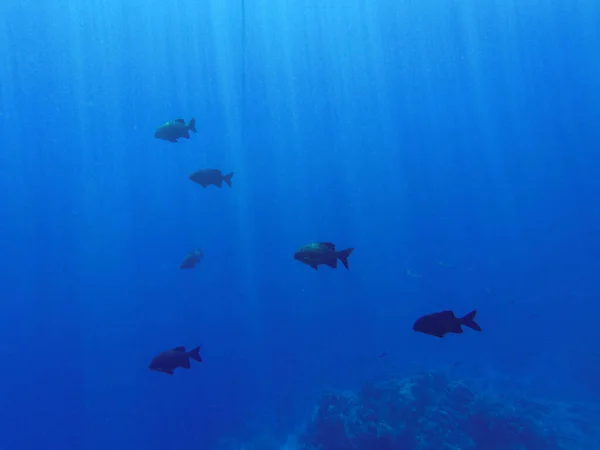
(300, 372, 600, 450)
(215, 371, 600, 449)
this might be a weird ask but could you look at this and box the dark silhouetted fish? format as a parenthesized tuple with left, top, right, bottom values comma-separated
(413, 310, 482, 338)
(294, 242, 354, 270)
(189, 169, 234, 188)
(180, 248, 203, 269)
(154, 118, 197, 143)
(149, 346, 202, 375)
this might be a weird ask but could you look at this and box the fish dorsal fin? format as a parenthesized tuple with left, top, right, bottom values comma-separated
(174, 118, 185, 124)
(320, 242, 336, 250)
(172, 346, 186, 352)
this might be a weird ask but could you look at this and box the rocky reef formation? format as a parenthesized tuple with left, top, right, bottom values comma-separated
(215, 371, 600, 449)
(300, 372, 600, 450)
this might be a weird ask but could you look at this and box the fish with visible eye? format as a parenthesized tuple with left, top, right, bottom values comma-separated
(413, 310, 482, 338)
(149, 346, 202, 375)
(294, 242, 354, 270)
(154, 118, 197, 143)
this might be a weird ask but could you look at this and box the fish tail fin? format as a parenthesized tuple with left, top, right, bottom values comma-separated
(223, 172, 234, 187)
(337, 248, 354, 270)
(461, 310, 482, 332)
(188, 118, 197, 134)
(189, 346, 202, 362)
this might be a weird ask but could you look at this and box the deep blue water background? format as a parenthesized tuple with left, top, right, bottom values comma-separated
(1, 0, 599, 449)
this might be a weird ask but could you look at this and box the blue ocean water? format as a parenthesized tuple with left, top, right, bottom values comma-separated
(1, 0, 599, 449)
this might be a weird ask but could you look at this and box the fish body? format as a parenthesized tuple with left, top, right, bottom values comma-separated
(294, 242, 354, 270)
(180, 248, 203, 269)
(149, 346, 202, 375)
(154, 118, 197, 143)
(189, 169, 234, 188)
(413, 310, 482, 338)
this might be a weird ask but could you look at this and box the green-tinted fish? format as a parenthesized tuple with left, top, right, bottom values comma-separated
(154, 118, 197, 143)
(294, 242, 354, 270)
(189, 169, 234, 188)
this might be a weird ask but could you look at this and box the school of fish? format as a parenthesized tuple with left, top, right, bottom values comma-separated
(148, 118, 482, 374)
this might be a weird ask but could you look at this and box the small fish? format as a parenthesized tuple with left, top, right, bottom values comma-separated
(406, 269, 422, 279)
(294, 242, 354, 270)
(189, 169, 234, 188)
(413, 310, 482, 338)
(180, 248, 203, 269)
(154, 118, 197, 143)
(149, 346, 202, 375)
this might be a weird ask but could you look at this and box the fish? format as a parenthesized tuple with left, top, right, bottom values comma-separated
(189, 169, 234, 188)
(149, 346, 202, 375)
(154, 118, 197, 143)
(412, 310, 482, 338)
(294, 242, 354, 270)
(180, 248, 203, 269)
